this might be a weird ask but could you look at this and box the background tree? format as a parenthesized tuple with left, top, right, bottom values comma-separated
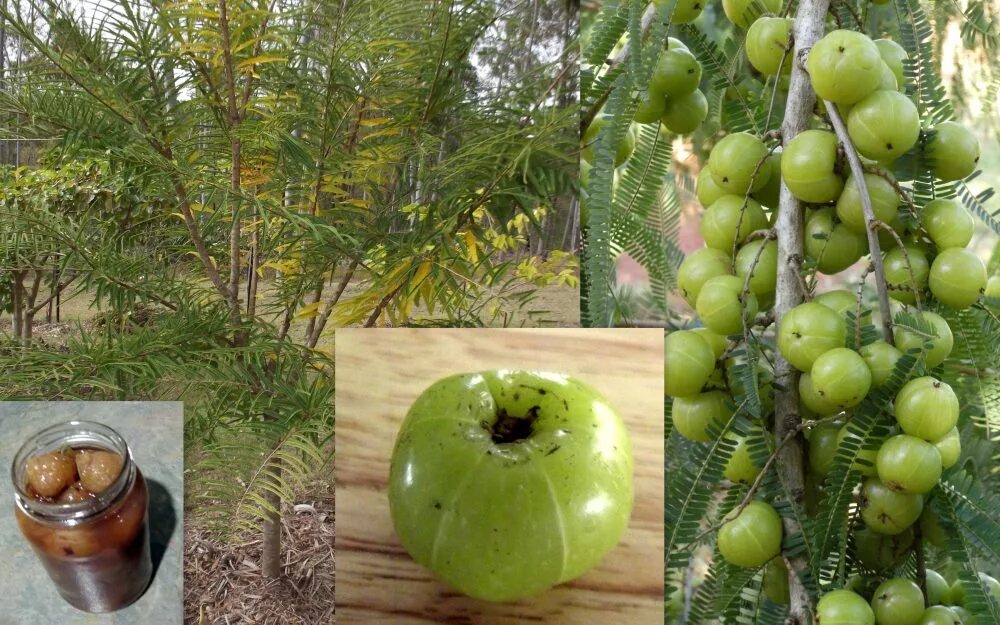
(0, 0, 578, 611)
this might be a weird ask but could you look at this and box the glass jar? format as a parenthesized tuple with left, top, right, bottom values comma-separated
(11, 420, 152, 613)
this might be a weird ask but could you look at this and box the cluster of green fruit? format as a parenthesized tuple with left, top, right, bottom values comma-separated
(581, 36, 707, 172)
(813, 568, 1000, 625)
(663, 16, 996, 621)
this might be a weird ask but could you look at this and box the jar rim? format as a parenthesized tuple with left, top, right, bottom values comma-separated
(11, 420, 134, 524)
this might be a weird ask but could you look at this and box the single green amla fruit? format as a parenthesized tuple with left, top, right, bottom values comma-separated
(652, 0, 706, 23)
(929, 247, 987, 309)
(835, 172, 900, 234)
(921, 198, 975, 250)
(661, 89, 708, 134)
(708, 132, 772, 195)
(722, 0, 780, 29)
(925, 121, 980, 182)
(816, 589, 875, 625)
(782, 129, 844, 203)
(807, 30, 883, 105)
(664, 330, 716, 398)
(717, 500, 783, 568)
(388, 370, 633, 602)
(874, 38, 908, 92)
(745, 17, 793, 76)
(847, 90, 920, 164)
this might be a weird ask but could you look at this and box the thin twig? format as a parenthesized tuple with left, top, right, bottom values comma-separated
(824, 100, 895, 345)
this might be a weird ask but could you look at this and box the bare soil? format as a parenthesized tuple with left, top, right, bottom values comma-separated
(183, 480, 335, 625)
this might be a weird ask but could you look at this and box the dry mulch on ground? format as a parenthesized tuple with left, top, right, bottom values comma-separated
(183, 489, 335, 625)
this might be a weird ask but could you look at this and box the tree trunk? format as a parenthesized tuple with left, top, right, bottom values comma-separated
(261, 462, 282, 579)
(11, 270, 24, 340)
(774, 0, 830, 622)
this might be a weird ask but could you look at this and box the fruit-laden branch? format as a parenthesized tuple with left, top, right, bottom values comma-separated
(824, 102, 895, 344)
(581, 3, 656, 131)
(773, 0, 830, 621)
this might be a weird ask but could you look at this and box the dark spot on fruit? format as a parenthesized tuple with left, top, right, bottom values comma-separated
(63, 546, 74, 556)
(563, 400, 569, 410)
(838, 46, 845, 52)
(687, 68, 694, 74)
(886, 142, 893, 150)
(513, 393, 520, 401)
(546, 445, 561, 456)
(538, 389, 547, 395)
(433, 500, 442, 510)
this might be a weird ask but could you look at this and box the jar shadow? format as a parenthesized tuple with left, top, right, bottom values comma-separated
(147, 478, 177, 581)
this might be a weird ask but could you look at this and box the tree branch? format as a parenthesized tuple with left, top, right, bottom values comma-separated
(824, 100, 895, 344)
(773, 0, 830, 620)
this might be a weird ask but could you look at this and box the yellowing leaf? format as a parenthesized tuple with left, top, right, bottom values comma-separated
(238, 56, 287, 70)
(462, 231, 478, 263)
(412, 260, 432, 287)
(360, 117, 391, 127)
(294, 301, 323, 320)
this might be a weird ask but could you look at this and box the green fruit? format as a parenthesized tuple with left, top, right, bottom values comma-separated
(894, 377, 959, 442)
(837, 425, 879, 477)
(388, 370, 633, 601)
(929, 248, 987, 309)
(678, 247, 733, 305)
(692, 327, 728, 359)
(661, 89, 708, 134)
(836, 172, 900, 233)
(717, 500, 783, 568)
(723, 431, 763, 484)
(919, 606, 961, 625)
(817, 589, 876, 625)
(672, 390, 730, 441)
(805, 208, 867, 274)
(779, 302, 847, 372)
(860, 340, 903, 388)
(933, 427, 961, 469)
(921, 199, 974, 250)
(860, 477, 924, 535)
(986, 275, 1000, 298)
(652, 0, 706, 23)
(925, 570, 950, 605)
(884, 245, 929, 305)
(855, 526, 914, 571)
(722, 0, 781, 28)
(581, 116, 636, 166)
(664, 330, 716, 397)
(696, 275, 759, 335)
(709, 132, 772, 195)
(746, 17, 793, 75)
(800, 372, 842, 416)
(697, 165, 728, 208)
(701, 195, 770, 251)
(763, 558, 790, 604)
(847, 90, 920, 163)
(809, 420, 844, 476)
(650, 47, 702, 97)
(876, 433, 943, 494)
(875, 39, 908, 92)
(951, 573, 1000, 607)
(782, 129, 845, 203)
(751, 151, 783, 208)
(925, 121, 981, 182)
(878, 60, 899, 91)
(811, 347, 872, 409)
(920, 508, 947, 549)
(807, 30, 883, 105)
(871, 578, 925, 625)
(633, 87, 668, 124)
(894, 311, 953, 369)
(816, 289, 858, 316)
(735, 239, 778, 296)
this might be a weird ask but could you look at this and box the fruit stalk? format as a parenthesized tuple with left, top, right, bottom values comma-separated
(824, 101, 895, 344)
(772, 0, 829, 621)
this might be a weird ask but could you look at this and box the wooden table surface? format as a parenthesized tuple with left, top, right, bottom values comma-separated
(335, 328, 664, 624)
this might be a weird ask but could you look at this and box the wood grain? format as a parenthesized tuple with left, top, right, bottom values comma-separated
(335, 328, 664, 624)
